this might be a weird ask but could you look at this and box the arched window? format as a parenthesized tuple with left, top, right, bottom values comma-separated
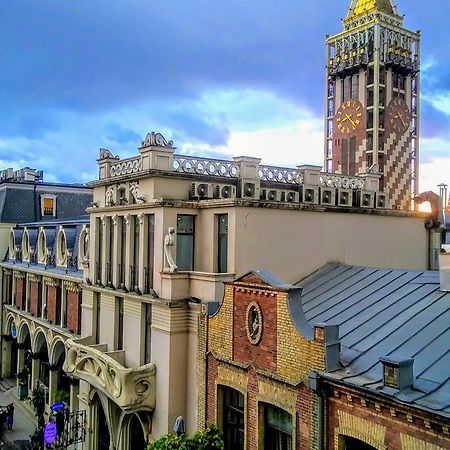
(22, 229, 30, 261)
(57, 228, 68, 266)
(38, 228, 47, 263)
(219, 386, 244, 450)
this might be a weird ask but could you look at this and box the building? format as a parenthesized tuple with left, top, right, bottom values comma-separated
(324, 0, 420, 210)
(204, 263, 450, 450)
(59, 129, 432, 449)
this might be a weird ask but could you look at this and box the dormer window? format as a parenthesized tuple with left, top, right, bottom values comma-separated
(22, 229, 31, 261)
(38, 228, 47, 263)
(41, 194, 57, 217)
(57, 227, 68, 266)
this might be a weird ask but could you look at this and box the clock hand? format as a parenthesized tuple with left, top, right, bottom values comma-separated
(345, 114, 356, 127)
(397, 112, 407, 128)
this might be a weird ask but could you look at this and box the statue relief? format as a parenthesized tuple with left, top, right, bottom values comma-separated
(164, 227, 178, 273)
(246, 302, 263, 345)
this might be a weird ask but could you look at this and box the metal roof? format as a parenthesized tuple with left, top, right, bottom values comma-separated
(296, 263, 450, 417)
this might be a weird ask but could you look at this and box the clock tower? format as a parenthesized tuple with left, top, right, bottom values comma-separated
(324, 0, 420, 210)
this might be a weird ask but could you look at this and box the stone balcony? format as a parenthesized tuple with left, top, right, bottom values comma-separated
(63, 337, 156, 412)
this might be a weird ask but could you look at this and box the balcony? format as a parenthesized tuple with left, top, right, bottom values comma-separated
(64, 337, 156, 412)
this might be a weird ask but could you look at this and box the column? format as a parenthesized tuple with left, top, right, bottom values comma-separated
(48, 366, 58, 405)
(70, 380, 79, 412)
(31, 356, 40, 392)
(16, 347, 25, 390)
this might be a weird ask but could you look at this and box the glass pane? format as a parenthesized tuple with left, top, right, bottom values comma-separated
(266, 404, 292, 434)
(177, 215, 195, 234)
(177, 235, 194, 271)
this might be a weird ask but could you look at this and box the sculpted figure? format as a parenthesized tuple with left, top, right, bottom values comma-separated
(164, 227, 178, 273)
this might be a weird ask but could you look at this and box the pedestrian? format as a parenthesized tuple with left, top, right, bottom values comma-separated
(6, 403, 14, 431)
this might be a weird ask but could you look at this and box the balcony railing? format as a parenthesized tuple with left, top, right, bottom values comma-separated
(64, 338, 156, 412)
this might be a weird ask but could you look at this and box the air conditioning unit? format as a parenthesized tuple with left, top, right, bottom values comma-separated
(267, 189, 281, 201)
(300, 185, 319, 205)
(215, 184, 237, 199)
(285, 191, 299, 203)
(356, 190, 375, 208)
(375, 192, 389, 209)
(337, 188, 353, 207)
(320, 187, 336, 206)
(240, 180, 260, 200)
(191, 182, 214, 199)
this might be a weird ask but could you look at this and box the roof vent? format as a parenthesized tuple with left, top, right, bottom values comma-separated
(380, 356, 414, 391)
(439, 245, 450, 292)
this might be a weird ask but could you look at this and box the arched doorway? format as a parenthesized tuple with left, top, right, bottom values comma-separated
(129, 415, 146, 450)
(34, 332, 49, 404)
(343, 436, 377, 450)
(94, 395, 111, 450)
(52, 341, 70, 406)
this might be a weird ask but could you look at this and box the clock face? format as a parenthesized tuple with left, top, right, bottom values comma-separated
(387, 98, 411, 135)
(335, 99, 364, 135)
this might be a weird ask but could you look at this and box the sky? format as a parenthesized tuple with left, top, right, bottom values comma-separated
(0, 0, 449, 193)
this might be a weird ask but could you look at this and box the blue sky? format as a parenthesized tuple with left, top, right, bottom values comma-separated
(0, 0, 449, 192)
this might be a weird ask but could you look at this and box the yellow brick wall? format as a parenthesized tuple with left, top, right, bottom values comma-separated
(276, 292, 325, 381)
(208, 284, 233, 359)
(335, 410, 387, 450)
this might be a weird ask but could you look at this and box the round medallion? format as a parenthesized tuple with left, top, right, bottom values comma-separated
(335, 99, 364, 135)
(246, 301, 263, 345)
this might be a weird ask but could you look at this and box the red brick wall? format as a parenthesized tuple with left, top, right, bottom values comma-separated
(67, 291, 81, 334)
(15, 278, 24, 309)
(30, 281, 40, 316)
(233, 289, 277, 372)
(206, 354, 218, 424)
(327, 386, 450, 449)
(47, 285, 58, 323)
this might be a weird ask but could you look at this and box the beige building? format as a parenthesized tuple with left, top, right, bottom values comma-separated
(61, 131, 431, 449)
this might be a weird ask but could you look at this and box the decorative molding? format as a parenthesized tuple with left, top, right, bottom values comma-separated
(64, 339, 156, 412)
(123, 214, 131, 227)
(246, 301, 263, 345)
(99, 148, 119, 160)
(43, 276, 60, 287)
(3, 268, 12, 276)
(28, 273, 42, 283)
(129, 181, 146, 204)
(105, 186, 115, 206)
(163, 227, 177, 273)
(141, 131, 173, 148)
(63, 281, 81, 293)
(13, 270, 25, 279)
(137, 213, 144, 226)
(110, 157, 142, 177)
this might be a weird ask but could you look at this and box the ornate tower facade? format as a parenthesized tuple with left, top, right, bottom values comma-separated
(324, 0, 420, 209)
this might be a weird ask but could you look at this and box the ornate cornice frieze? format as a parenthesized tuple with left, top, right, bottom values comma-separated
(63, 280, 81, 293)
(13, 270, 25, 279)
(28, 273, 42, 283)
(3, 268, 12, 276)
(43, 276, 60, 287)
(64, 339, 156, 412)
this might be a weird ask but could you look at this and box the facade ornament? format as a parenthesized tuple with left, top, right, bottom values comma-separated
(105, 186, 115, 206)
(111, 215, 118, 227)
(100, 216, 107, 228)
(246, 301, 263, 345)
(141, 132, 173, 148)
(13, 271, 25, 279)
(63, 280, 81, 293)
(123, 214, 131, 227)
(163, 227, 178, 273)
(129, 182, 146, 204)
(43, 276, 60, 287)
(137, 213, 145, 226)
(3, 268, 12, 276)
(99, 148, 119, 160)
(28, 273, 42, 283)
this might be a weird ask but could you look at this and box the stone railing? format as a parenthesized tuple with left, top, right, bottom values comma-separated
(110, 156, 142, 178)
(64, 339, 156, 412)
(259, 165, 304, 184)
(173, 155, 240, 178)
(320, 173, 366, 190)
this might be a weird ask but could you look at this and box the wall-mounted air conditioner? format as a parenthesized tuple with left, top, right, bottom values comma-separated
(284, 191, 299, 203)
(215, 184, 237, 199)
(319, 187, 336, 206)
(300, 185, 319, 205)
(356, 190, 375, 208)
(240, 180, 260, 200)
(375, 192, 389, 209)
(191, 182, 214, 199)
(337, 188, 353, 207)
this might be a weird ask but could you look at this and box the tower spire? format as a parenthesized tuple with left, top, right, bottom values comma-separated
(346, 0, 398, 22)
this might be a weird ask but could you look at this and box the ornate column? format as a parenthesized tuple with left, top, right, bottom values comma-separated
(69, 379, 79, 412)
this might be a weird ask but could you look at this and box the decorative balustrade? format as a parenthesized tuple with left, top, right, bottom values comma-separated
(64, 339, 156, 412)
(259, 165, 304, 185)
(110, 156, 142, 178)
(320, 173, 366, 190)
(173, 155, 240, 178)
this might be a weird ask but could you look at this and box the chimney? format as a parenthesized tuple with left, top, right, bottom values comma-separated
(439, 244, 450, 292)
(380, 356, 414, 391)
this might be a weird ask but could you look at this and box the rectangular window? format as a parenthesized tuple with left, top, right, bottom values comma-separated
(217, 214, 228, 273)
(94, 292, 101, 344)
(55, 285, 62, 325)
(61, 288, 68, 328)
(144, 303, 152, 364)
(97, 218, 103, 285)
(120, 217, 127, 288)
(132, 217, 140, 289)
(221, 386, 244, 450)
(341, 139, 349, 175)
(145, 215, 155, 293)
(176, 215, 195, 271)
(41, 283, 47, 319)
(107, 219, 114, 287)
(351, 73, 358, 99)
(349, 137, 356, 175)
(116, 297, 124, 351)
(263, 404, 292, 450)
(343, 76, 351, 100)
(42, 198, 54, 216)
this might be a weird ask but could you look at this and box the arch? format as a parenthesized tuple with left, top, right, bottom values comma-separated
(49, 337, 66, 365)
(8, 228, 16, 259)
(57, 226, 68, 266)
(17, 320, 31, 344)
(335, 429, 387, 450)
(22, 228, 31, 260)
(4, 314, 17, 335)
(37, 227, 48, 264)
(92, 392, 112, 450)
(79, 225, 90, 265)
(128, 414, 147, 450)
(32, 328, 49, 355)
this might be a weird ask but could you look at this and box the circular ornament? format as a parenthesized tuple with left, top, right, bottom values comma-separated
(246, 301, 263, 345)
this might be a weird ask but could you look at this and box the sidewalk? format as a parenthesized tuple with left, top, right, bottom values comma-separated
(0, 379, 36, 450)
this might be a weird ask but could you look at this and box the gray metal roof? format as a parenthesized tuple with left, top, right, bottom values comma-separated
(297, 263, 450, 417)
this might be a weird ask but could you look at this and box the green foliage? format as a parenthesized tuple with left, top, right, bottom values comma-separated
(29, 383, 46, 416)
(147, 424, 224, 450)
(54, 388, 70, 403)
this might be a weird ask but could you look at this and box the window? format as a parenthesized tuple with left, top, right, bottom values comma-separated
(55, 285, 62, 325)
(176, 215, 195, 271)
(41, 195, 56, 217)
(144, 303, 152, 364)
(94, 292, 101, 344)
(41, 283, 47, 319)
(217, 214, 228, 273)
(343, 436, 377, 450)
(61, 288, 68, 328)
(263, 404, 292, 450)
(132, 217, 140, 289)
(145, 215, 155, 293)
(116, 297, 124, 351)
(221, 387, 244, 450)
(96, 219, 103, 284)
(119, 217, 127, 288)
(343, 76, 351, 101)
(351, 73, 358, 99)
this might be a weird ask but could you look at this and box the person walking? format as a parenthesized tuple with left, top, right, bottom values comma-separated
(6, 403, 14, 431)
